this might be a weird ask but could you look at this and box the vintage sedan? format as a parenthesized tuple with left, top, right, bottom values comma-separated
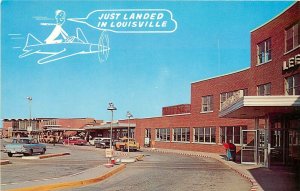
(89, 137, 103, 146)
(95, 138, 111, 149)
(4, 137, 46, 157)
(63, 136, 87, 145)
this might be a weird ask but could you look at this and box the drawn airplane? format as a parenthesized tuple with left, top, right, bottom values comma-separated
(19, 28, 110, 64)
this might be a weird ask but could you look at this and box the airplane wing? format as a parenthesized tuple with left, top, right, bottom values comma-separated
(37, 48, 72, 64)
(19, 49, 41, 58)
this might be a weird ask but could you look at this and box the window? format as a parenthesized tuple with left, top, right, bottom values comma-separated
(257, 83, 271, 96)
(257, 38, 272, 64)
(202, 95, 213, 112)
(173, 128, 190, 142)
(194, 127, 216, 143)
(285, 74, 300, 95)
(286, 22, 300, 52)
(220, 89, 247, 110)
(155, 128, 170, 141)
(220, 126, 246, 145)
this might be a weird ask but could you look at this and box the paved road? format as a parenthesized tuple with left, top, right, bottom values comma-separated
(1, 140, 108, 185)
(63, 152, 251, 191)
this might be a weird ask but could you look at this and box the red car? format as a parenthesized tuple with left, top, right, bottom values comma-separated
(63, 136, 87, 145)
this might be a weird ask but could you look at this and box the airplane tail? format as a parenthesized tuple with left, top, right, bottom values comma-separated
(19, 33, 42, 58)
(76, 28, 88, 43)
(25, 33, 42, 48)
(98, 31, 110, 63)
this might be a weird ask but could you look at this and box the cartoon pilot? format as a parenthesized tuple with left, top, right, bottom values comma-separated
(44, 10, 74, 44)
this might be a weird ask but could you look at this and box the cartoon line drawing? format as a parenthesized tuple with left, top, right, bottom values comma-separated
(19, 28, 109, 64)
(19, 10, 110, 64)
(43, 10, 74, 44)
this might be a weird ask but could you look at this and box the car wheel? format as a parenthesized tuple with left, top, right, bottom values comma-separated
(41, 148, 46, 155)
(8, 152, 13, 157)
(28, 149, 33, 156)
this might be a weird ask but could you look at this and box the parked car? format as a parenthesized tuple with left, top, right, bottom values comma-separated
(4, 137, 46, 157)
(95, 138, 111, 149)
(89, 137, 103, 146)
(63, 136, 87, 145)
(115, 137, 140, 151)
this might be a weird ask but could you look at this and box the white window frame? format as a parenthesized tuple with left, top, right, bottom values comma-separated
(172, 128, 190, 142)
(285, 74, 300, 95)
(193, 127, 216, 144)
(201, 95, 213, 113)
(257, 83, 271, 96)
(257, 38, 272, 65)
(219, 126, 246, 145)
(285, 22, 300, 53)
(155, 128, 170, 142)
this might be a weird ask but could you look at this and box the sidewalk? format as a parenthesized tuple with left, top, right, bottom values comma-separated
(142, 147, 299, 191)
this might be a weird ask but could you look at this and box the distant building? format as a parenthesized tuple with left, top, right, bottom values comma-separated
(2, 118, 102, 139)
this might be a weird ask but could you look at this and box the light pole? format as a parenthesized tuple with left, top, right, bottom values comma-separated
(27, 96, 32, 136)
(107, 102, 117, 150)
(126, 111, 133, 153)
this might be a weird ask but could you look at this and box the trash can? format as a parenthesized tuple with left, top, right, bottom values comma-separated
(223, 142, 236, 161)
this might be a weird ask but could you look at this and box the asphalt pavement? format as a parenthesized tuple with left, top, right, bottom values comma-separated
(1, 140, 299, 191)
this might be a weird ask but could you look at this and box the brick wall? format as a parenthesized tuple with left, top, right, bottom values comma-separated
(250, 2, 300, 95)
(134, 2, 299, 154)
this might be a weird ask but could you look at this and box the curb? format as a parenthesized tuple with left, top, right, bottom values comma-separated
(22, 153, 70, 160)
(143, 148, 261, 191)
(0, 160, 10, 165)
(7, 164, 126, 191)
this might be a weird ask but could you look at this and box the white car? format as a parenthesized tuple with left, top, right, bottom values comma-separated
(4, 137, 46, 157)
(89, 137, 103, 146)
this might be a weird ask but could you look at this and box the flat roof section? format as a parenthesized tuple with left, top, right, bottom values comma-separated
(85, 123, 136, 130)
(219, 96, 300, 119)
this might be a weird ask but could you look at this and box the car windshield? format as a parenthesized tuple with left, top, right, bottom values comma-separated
(12, 139, 30, 144)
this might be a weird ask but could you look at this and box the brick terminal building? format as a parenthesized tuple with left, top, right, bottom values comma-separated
(135, 2, 300, 167)
(1, 2, 299, 168)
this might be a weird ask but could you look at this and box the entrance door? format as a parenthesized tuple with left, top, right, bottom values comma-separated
(241, 130, 257, 164)
(270, 128, 285, 165)
(144, 128, 151, 147)
(257, 129, 267, 166)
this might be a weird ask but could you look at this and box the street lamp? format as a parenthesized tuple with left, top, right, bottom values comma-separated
(107, 102, 117, 150)
(126, 111, 133, 153)
(27, 96, 32, 136)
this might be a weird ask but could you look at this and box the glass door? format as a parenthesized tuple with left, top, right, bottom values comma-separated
(144, 128, 151, 147)
(270, 122, 285, 165)
(241, 130, 257, 164)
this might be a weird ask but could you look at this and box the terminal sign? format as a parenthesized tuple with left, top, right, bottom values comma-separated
(283, 54, 300, 70)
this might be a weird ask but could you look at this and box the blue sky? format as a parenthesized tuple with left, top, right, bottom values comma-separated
(1, 0, 294, 123)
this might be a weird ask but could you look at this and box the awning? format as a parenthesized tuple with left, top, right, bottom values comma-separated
(44, 127, 85, 131)
(85, 123, 136, 130)
(219, 96, 300, 119)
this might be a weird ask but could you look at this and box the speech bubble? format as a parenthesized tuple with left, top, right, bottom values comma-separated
(68, 9, 177, 33)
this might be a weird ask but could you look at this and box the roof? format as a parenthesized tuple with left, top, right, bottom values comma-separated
(191, 67, 250, 84)
(219, 96, 300, 119)
(85, 122, 136, 130)
(250, 1, 298, 33)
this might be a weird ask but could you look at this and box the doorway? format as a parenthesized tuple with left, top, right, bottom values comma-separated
(241, 130, 258, 164)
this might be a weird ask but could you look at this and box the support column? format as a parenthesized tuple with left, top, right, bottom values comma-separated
(265, 115, 270, 168)
(255, 118, 259, 164)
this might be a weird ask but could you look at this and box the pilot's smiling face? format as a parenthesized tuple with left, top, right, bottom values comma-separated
(56, 11, 66, 25)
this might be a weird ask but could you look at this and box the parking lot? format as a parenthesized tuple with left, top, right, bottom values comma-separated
(1, 138, 253, 191)
(1, 139, 109, 185)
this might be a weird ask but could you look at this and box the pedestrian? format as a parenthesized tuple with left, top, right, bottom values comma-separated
(53, 136, 56, 146)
